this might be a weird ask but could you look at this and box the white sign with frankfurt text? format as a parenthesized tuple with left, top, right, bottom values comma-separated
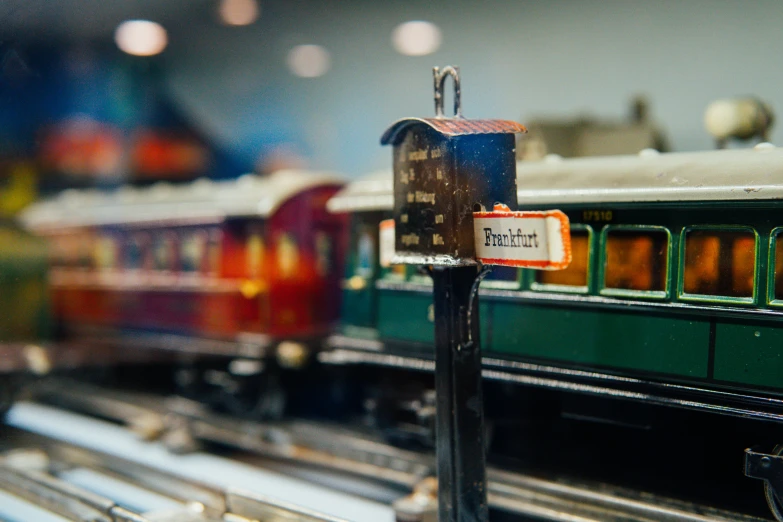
(473, 204, 571, 270)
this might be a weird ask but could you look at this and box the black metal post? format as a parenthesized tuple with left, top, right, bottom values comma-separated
(432, 265, 488, 522)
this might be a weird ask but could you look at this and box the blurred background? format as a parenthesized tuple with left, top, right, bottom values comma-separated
(0, 0, 782, 204)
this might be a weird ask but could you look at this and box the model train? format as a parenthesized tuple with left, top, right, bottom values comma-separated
(325, 143, 783, 519)
(326, 145, 783, 418)
(17, 146, 783, 412)
(19, 170, 346, 395)
(13, 141, 783, 516)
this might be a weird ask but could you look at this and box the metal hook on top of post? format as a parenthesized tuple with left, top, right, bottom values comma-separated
(433, 66, 462, 119)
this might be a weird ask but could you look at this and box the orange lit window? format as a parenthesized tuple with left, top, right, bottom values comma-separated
(385, 264, 408, 280)
(93, 234, 118, 270)
(246, 232, 264, 278)
(276, 234, 298, 278)
(604, 229, 668, 292)
(537, 229, 590, 288)
(683, 229, 756, 298)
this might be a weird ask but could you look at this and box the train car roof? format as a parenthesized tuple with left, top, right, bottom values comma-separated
(328, 145, 783, 212)
(515, 144, 783, 204)
(21, 169, 343, 230)
(326, 170, 393, 213)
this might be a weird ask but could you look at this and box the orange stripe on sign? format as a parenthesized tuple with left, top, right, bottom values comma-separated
(475, 257, 571, 270)
(473, 209, 572, 270)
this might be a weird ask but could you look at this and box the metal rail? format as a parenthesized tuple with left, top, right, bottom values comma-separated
(20, 382, 771, 522)
(0, 427, 349, 522)
(320, 344, 783, 426)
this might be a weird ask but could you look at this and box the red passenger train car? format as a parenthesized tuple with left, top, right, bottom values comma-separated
(21, 170, 346, 363)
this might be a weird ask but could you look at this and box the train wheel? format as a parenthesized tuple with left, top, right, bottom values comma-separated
(766, 445, 783, 522)
(222, 360, 286, 419)
(174, 359, 286, 419)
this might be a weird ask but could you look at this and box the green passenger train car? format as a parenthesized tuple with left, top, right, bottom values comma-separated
(326, 146, 783, 419)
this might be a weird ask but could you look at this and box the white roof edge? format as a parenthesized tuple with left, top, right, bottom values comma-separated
(21, 170, 344, 230)
(327, 147, 783, 214)
(326, 170, 393, 213)
(515, 146, 783, 204)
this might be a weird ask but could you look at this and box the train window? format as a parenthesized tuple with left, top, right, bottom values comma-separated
(125, 235, 145, 270)
(535, 228, 590, 290)
(51, 234, 72, 267)
(152, 233, 174, 271)
(277, 234, 298, 278)
(683, 229, 756, 298)
(603, 228, 668, 293)
(206, 229, 221, 275)
(246, 232, 264, 277)
(182, 232, 206, 273)
(77, 232, 94, 268)
(93, 234, 117, 270)
(383, 264, 408, 281)
(774, 233, 783, 301)
(484, 266, 519, 287)
(315, 232, 332, 276)
(355, 228, 375, 278)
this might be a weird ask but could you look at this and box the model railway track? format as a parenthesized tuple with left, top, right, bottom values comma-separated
(0, 427, 351, 522)
(11, 382, 771, 522)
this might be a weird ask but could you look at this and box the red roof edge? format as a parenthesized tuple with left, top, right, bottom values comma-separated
(380, 117, 527, 145)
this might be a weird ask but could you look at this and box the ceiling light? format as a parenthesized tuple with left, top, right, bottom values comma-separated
(218, 0, 260, 26)
(287, 45, 331, 78)
(114, 20, 168, 56)
(392, 21, 441, 56)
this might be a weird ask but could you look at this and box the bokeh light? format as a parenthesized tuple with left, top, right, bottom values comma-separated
(287, 45, 331, 78)
(218, 0, 260, 26)
(392, 20, 441, 56)
(114, 20, 168, 56)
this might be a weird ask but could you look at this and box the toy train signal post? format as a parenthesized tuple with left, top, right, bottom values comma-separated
(381, 66, 571, 522)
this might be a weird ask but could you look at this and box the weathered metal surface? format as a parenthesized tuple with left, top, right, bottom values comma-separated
(380, 118, 526, 145)
(381, 66, 525, 522)
(384, 67, 523, 266)
(745, 447, 783, 521)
